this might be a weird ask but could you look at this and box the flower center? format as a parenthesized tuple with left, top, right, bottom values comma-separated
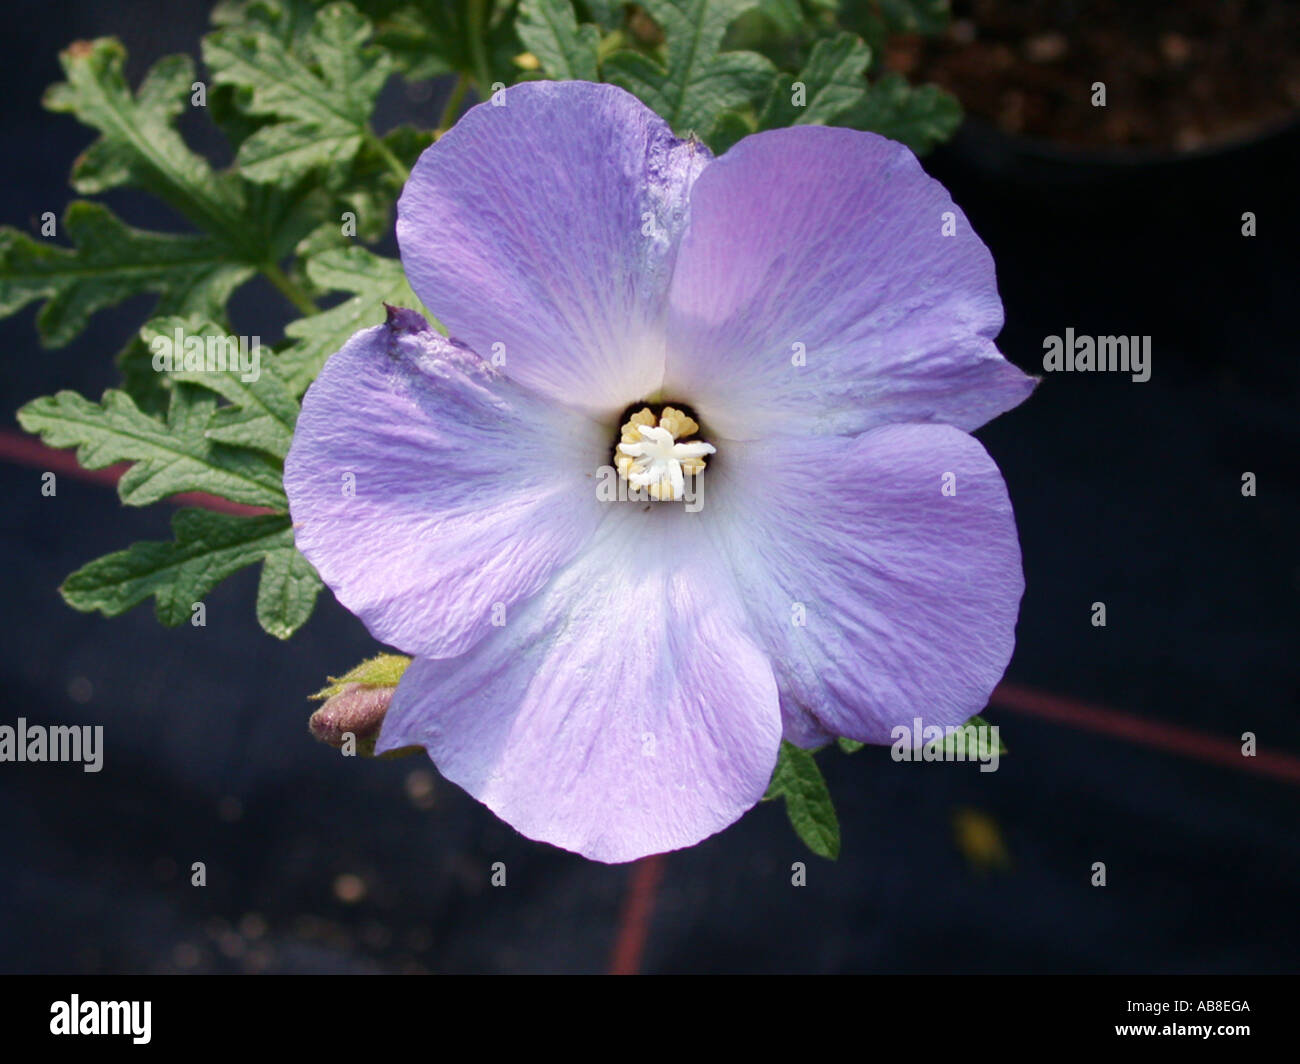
(614, 405, 716, 502)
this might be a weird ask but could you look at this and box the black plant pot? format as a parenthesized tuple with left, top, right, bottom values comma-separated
(920, 111, 1300, 382)
(933, 110, 1300, 196)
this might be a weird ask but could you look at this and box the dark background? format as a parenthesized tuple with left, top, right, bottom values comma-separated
(1, 1, 1296, 973)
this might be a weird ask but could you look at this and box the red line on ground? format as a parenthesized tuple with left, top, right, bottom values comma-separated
(992, 680, 1300, 785)
(608, 854, 665, 975)
(0, 428, 277, 516)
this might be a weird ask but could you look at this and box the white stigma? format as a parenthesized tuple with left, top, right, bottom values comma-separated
(615, 407, 715, 502)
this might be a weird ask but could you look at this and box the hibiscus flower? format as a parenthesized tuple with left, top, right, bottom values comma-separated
(284, 80, 1035, 863)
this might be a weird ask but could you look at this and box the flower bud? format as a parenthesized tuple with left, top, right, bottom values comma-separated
(308, 654, 420, 759)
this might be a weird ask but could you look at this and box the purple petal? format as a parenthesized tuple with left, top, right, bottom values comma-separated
(284, 319, 608, 659)
(780, 694, 836, 749)
(711, 423, 1024, 742)
(376, 506, 782, 863)
(661, 126, 1036, 441)
(398, 81, 709, 416)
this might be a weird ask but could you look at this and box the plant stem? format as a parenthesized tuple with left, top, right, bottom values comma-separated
(467, 0, 495, 102)
(368, 131, 411, 184)
(436, 74, 470, 136)
(262, 261, 318, 317)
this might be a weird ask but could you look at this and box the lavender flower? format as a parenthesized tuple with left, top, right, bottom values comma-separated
(284, 81, 1035, 863)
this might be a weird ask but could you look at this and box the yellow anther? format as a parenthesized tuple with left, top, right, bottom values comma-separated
(615, 405, 715, 501)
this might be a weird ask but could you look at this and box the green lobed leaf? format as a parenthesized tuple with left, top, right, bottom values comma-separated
(517, 0, 601, 81)
(333, 124, 435, 244)
(754, 0, 809, 36)
(0, 201, 251, 349)
(44, 39, 257, 257)
(576, 0, 624, 31)
(61, 507, 320, 638)
(839, 71, 961, 154)
(764, 740, 841, 859)
(837, 737, 866, 754)
(212, 0, 327, 49)
(923, 715, 1008, 758)
(44, 34, 330, 260)
(275, 247, 424, 394)
(838, 0, 949, 64)
(255, 536, 325, 638)
(143, 316, 300, 460)
(604, 0, 777, 135)
(362, 0, 524, 90)
(27, 31, 335, 417)
(367, 1, 472, 82)
(758, 31, 871, 129)
(203, 1, 395, 185)
(17, 387, 286, 510)
(6, 6, 433, 644)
